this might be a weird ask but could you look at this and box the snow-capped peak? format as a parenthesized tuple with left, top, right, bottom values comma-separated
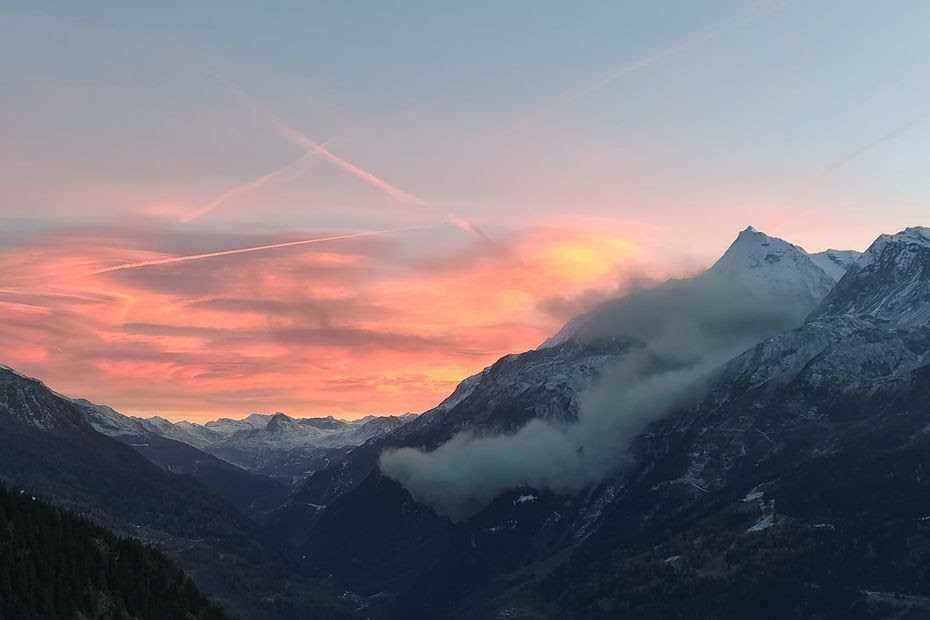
(809, 249, 862, 282)
(892, 226, 930, 244)
(540, 227, 842, 349)
(811, 226, 930, 326)
(203, 413, 273, 437)
(709, 226, 794, 271)
(700, 227, 859, 286)
(688, 226, 838, 312)
(263, 412, 301, 434)
(857, 226, 930, 269)
(1, 368, 83, 431)
(707, 226, 834, 298)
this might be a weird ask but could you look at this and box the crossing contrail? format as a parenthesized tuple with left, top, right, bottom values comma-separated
(182, 92, 450, 224)
(85, 226, 433, 275)
(208, 70, 427, 206)
(206, 71, 490, 238)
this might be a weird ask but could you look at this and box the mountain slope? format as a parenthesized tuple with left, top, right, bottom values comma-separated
(131, 433, 288, 514)
(809, 248, 862, 281)
(80, 399, 418, 481)
(75, 399, 224, 449)
(0, 484, 226, 620)
(296, 226, 837, 509)
(360, 225, 928, 619)
(705, 225, 836, 299)
(74, 399, 287, 515)
(277, 226, 854, 617)
(529, 227, 930, 618)
(0, 366, 359, 619)
(812, 226, 930, 325)
(543, 226, 841, 348)
(0, 367, 251, 540)
(204, 412, 417, 479)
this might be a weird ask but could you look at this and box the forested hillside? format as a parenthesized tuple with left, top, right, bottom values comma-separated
(0, 484, 226, 619)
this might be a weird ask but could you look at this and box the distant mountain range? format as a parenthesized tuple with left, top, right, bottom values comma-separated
(0, 365, 364, 618)
(76, 399, 417, 483)
(4, 225, 930, 619)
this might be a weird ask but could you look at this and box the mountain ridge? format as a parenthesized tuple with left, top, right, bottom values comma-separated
(811, 225, 930, 326)
(0, 366, 362, 619)
(275, 225, 874, 617)
(542, 225, 857, 349)
(78, 397, 418, 481)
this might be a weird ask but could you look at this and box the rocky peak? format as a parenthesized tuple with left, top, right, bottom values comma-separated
(810, 226, 930, 326)
(707, 226, 835, 301)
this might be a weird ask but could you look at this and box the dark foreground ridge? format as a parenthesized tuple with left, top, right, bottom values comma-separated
(0, 483, 226, 619)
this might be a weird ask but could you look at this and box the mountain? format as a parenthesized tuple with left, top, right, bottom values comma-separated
(79, 400, 418, 481)
(809, 248, 862, 281)
(74, 399, 287, 515)
(294, 225, 930, 619)
(14, 222, 920, 619)
(0, 365, 360, 619)
(532, 227, 930, 618)
(705, 225, 836, 299)
(75, 399, 225, 448)
(205, 412, 417, 479)
(271, 226, 864, 617)
(361, 223, 928, 619)
(290, 226, 846, 509)
(206, 413, 275, 437)
(544, 226, 846, 348)
(0, 483, 226, 619)
(812, 226, 930, 325)
(0, 366, 251, 539)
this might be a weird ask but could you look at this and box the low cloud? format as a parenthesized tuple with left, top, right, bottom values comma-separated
(380, 273, 813, 521)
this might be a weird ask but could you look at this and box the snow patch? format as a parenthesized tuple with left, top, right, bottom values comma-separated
(486, 520, 518, 533)
(746, 513, 777, 532)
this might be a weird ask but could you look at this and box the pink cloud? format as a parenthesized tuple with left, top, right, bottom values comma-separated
(0, 222, 657, 421)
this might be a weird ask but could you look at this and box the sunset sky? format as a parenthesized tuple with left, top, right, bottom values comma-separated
(3, 1, 930, 420)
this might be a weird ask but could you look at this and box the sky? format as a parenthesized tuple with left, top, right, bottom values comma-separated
(2, 1, 930, 421)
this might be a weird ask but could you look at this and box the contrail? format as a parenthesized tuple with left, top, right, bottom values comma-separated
(181, 98, 441, 224)
(207, 70, 427, 206)
(181, 100, 428, 224)
(181, 151, 319, 223)
(802, 107, 930, 195)
(206, 71, 490, 238)
(503, 0, 792, 135)
(85, 226, 432, 275)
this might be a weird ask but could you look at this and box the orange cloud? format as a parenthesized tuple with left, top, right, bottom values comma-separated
(0, 223, 657, 421)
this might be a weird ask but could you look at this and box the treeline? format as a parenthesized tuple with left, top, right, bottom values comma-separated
(0, 484, 226, 619)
